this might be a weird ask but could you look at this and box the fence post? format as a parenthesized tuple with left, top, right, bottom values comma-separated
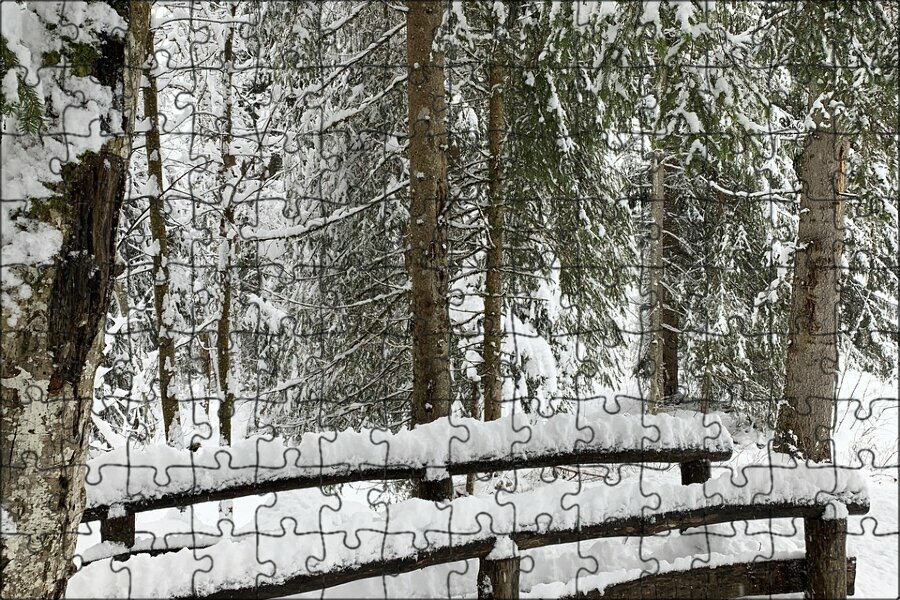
(680, 459, 711, 485)
(100, 512, 135, 561)
(478, 555, 520, 600)
(805, 516, 847, 599)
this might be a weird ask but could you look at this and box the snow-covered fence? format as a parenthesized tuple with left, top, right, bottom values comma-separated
(83, 411, 731, 522)
(74, 413, 868, 599)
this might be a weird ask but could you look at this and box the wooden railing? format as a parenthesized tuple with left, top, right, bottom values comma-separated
(74, 416, 867, 600)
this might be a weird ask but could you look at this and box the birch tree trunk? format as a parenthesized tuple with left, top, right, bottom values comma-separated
(406, 0, 452, 501)
(775, 127, 848, 463)
(482, 59, 506, 423)
(144, 28, 180, 447)
(0, 3, 150, 597)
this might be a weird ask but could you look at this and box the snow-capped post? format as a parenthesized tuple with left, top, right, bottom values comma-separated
(0, 1, 150, 596)
(406, 0, 453, 501)
(478, 537, 520, 599)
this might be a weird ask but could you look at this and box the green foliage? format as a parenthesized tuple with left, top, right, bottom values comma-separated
(65, 41, 101, 78)
(0, 36, 45, 134)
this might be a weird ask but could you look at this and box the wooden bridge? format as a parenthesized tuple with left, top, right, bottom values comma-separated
(73, 412, 867, 599)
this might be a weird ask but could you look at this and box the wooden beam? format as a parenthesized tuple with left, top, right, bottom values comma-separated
(161, 502, 866, 600)
(82, 446, 731, 522)
(512, 502, 868, 551)
(561, 557, 857, 599)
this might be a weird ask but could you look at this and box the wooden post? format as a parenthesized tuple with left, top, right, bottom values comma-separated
(100, 513, 135, 561)
(805, 516, 847, 599)
(478, 556, 520, 600)
(680, 459, 711, 485)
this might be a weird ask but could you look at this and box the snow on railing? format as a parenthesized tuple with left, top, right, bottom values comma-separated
(68, 456, 868, 599)
(83, 410, 733, 520)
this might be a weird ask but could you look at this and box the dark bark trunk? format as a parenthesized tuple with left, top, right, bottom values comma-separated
(144, 29, 180, 446)
(646, 154, 666, 412)
(482, 59, 506, 423)
(662, 188, 680, 401)
(406, 0, 452, 499)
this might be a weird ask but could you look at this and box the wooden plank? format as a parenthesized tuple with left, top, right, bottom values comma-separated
(81, 446, 731, 522)
(562, 557, 857, 599)
(163, 502, 866, 600)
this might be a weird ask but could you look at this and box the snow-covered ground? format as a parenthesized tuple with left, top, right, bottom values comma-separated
(71, 371, 897, 599)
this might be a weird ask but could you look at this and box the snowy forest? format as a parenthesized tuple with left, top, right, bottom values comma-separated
(1, 1, 898, 599)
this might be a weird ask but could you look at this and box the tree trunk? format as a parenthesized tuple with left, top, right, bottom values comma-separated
(482, 59, 506, 422)
(0, 3, 150, 597)
(646, 153, 666, 413)
(775, 129, 848, 463)
(406, 0, 452, 500)
(661, 188, 680, 402)
(144, 28, 180, 447)
(216, 4, 237, 522)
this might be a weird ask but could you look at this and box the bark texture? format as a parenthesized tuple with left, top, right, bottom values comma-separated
(661, 189, 680, 401)
(406, 0, 452, 500)
(775, 129, 848, 462)
(482, 59, 506, 423)
(646, 153, 666, 413)
(0, 3, 150, 597)
(144, 29, 180, 446)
